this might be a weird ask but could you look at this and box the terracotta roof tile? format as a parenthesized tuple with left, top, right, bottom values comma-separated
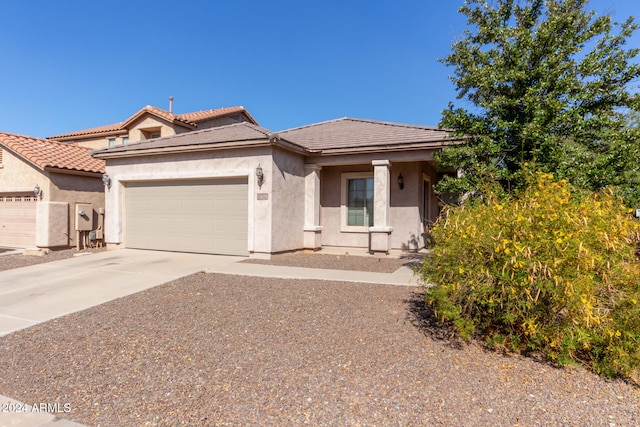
(277, 118, 456, 151)
(47, 122, 125, 139)
(178, 106, 255, 124)
(0, 131, 105, 174)
(121, 105, 196, 129)
(48, 105, 257, 140)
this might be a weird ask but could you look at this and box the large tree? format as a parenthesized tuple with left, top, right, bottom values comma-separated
(437, 0, 640, 203)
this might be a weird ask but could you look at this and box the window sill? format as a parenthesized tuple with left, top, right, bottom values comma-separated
(340, 225, 371, 233)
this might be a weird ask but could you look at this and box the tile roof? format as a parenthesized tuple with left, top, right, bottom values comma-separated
(0, 131, 105, 174)
(48, 105, 257, 140)
(277, 118, 456, 152)
(92, 117, 460, 159)
(91, 122, 277, 157)
(120, 105, 196, 129)
(47, 122, 126, 139)
(178, 106, 257, 125)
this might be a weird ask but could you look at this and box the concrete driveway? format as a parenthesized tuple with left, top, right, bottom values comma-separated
(0, 249, 244, 337)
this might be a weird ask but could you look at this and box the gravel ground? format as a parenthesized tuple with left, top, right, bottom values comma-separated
(0, 273, 638, 426)
(0, 247, 106, 272)
(241, 252, 421, 273)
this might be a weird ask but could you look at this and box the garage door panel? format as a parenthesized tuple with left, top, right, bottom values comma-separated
(125, 178, 248, 255)
(0, 196, 37, 248)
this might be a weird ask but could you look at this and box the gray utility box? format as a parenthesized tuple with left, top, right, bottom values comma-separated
(75, 204, 93, 231)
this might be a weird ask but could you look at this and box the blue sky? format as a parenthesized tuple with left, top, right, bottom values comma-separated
(0, 0, 637, 138)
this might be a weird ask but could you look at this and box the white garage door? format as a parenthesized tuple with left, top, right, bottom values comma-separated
(0, 194, 37, 248)
(124, 178, 248, 255)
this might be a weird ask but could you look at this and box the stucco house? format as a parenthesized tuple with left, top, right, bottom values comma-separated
(0, 132, 105, 249)
(91, 117, 457, 257)
(48, 104, 258, 149)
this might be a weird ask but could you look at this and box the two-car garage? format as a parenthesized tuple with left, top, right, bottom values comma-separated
(124, 178, 249, 256)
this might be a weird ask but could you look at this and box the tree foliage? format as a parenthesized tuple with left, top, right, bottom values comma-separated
(420, 171, 640, 378)
(437, 0, 640, 204)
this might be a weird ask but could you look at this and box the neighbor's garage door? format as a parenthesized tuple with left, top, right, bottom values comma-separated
(124, 178, 248, 255)
(0, 194, 37, 248)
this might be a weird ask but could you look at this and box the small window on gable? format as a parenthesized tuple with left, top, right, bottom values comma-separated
(108, 138, 116, 147)
(141, 128, 161, 140)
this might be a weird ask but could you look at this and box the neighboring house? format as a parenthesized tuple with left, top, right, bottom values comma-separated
(47, 105, 258, 149)
(92, 117, 458, 257)
(0, 132, 105, 249)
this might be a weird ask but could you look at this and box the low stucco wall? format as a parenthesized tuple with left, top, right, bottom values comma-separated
(44, 172, 104, 247)
(0, 149, 105, 248)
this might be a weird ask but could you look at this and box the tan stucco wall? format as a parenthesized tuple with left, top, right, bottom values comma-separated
(320, 161, 438, 251)
(389, 162, 426, 251)
(0, 148, 105, 247)
(269, 148, 305, 252)
(46, 172, 105, 247)
(65, 114, 251, 149)
(0, 149, 45, 195)
(103, 146, 291, 255)
(128, 116, 179, 143)
(73, 134, 127, 150)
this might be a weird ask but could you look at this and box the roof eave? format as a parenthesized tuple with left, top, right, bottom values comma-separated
(303, 139, 462, 155)
(171, 118, 197, 130)
(92, 138, 275, 159)
(239, 110, 259, 126)
(43, 166, 104, 177)
(0, 144, 45, 172)
(47, 129, 127, 141)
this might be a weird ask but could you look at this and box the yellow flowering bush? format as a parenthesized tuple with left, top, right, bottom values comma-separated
(420, 171, 640, 378)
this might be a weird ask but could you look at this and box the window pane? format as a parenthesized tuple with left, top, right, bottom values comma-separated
(347, 177, 374, 226)
(366, 198, 374, 226)
(348, 207, 364, 226)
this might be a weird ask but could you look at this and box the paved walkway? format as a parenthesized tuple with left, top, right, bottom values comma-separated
(0, 249, 421, 426)
(206, 261, 421, 286)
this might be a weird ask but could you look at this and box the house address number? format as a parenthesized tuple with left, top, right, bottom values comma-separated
(257, 193, 269, 200)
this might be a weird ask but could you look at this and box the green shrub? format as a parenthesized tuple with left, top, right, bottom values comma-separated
(420, 171, 640, 379)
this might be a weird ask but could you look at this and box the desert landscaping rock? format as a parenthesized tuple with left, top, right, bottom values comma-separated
(0, 272, 638, 426)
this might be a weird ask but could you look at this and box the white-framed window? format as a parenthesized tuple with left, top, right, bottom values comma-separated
(122, 136, 129, 145)
(108, 138, 116, 147)
(340, 172, 374, 232)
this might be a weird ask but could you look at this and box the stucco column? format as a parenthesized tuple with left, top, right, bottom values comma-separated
(303, 164, 322, 250)
(370, 160, 393, 253)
